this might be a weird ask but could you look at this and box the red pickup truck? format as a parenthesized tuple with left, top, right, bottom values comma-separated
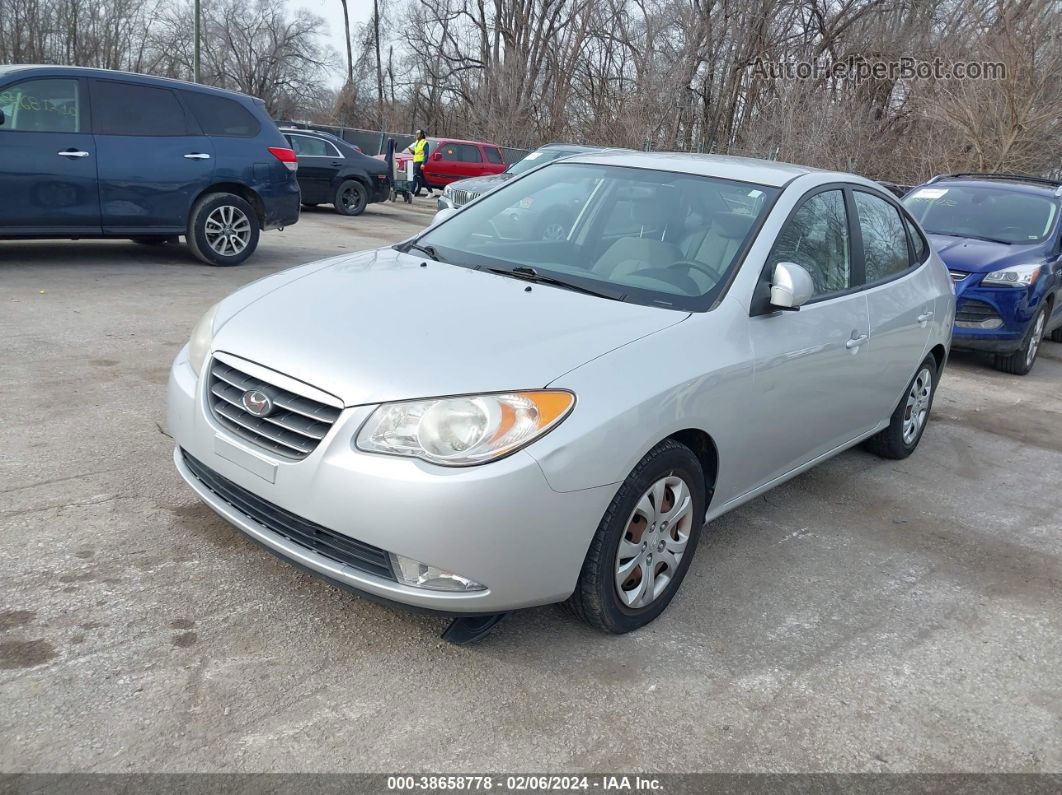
(379, 138, 507, 189)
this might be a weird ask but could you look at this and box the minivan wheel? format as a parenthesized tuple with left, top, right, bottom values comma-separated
(567, 439, 706, 634)
(187, 193, 260, 266)
(334, 180, 368, 216)
(864, 354, 938, 460)
(130, 236, 179, 246)
(994, 307, 1047, 375)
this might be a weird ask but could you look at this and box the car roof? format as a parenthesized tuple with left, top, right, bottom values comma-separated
(919, 176, 1062, 198)
(559, 151, 832, 188)
(0, 64, 256, 102)
(429, 137, 498, 147)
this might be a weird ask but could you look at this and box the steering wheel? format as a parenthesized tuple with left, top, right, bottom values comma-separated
(668, 259, 725, 284)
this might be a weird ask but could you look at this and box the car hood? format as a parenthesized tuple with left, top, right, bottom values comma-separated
(448, 173, 514, 194)
(211, 248, 688, 406)
(928, 234, 1045, 273)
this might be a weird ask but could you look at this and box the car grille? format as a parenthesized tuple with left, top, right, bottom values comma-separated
(948, 269, 968, 285)
(450, 188, 480, 207)
(955, 299, 1002, 328)
(208, 359, 341, 460)
(182, 450, 395, 581)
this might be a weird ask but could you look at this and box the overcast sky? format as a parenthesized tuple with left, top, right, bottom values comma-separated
(290, 0, 374, 87)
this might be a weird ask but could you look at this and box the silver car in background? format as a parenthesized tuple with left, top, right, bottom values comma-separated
(168, 152, 954, 638)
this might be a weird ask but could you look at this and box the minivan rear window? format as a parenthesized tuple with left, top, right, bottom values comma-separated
(183, 92, 261, 137)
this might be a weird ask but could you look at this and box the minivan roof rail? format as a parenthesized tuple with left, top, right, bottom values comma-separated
(927, 172, 1062, 194)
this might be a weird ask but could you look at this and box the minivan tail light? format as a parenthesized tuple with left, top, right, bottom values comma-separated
(268, 147, 298, 172)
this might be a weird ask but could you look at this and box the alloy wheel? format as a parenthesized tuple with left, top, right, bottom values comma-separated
(1026, 311, 1046, 367)
(902, 367, 933, 445)
(204, 205, 251, 257)
(615, 474, 694, 609)
(340, 185, 364, 213)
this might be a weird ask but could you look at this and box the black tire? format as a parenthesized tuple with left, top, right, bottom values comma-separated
(567, 439, 706, 634)
(186, 192, 260, 267)
(334, 179, 368, 216)
(130, 236, 178, 246)
(864, 354, 938, 460)
(993, 306, 1047, 375)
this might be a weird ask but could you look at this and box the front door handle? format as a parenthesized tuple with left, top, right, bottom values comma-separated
(917, 310, 935, 324)
(57, 150, 90, 158)
(184, 153, 211, 160)
(845, 333, 869, 350)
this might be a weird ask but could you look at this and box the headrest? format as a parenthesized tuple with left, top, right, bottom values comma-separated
(712, 212, 754, 240)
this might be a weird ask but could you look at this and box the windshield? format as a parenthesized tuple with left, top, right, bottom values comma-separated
(903, 184, 1059, 244)
(507, 148, 584, 176)
(418, 162, 779, 310)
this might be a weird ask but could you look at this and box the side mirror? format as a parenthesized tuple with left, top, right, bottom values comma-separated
(430, 207, 458, 227)
(770, 261, 814, 310)
(431, 152, 442, 161)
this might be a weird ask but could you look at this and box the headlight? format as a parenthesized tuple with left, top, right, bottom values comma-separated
(982, 263, 1042, 288)
(187, 303, 220, 377)
(355, 390, 575, 466)
(442, 184, 453, 196)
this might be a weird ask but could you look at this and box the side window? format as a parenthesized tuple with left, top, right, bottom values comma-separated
(290, 135, 330, 157)
(485, 147, 504, 165)
(904, 215, 928, 263)
(461, 145, 483, 163)
(93, 80, 187, 136)
(854, 191, 911, 282)
(766, 189, 851, 297)
(0, 79, 81, 133)
(438, 144, 461, 161)
(183, 92, 260, 137)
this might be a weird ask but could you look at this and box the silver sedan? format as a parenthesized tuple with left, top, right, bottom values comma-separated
(168, 152, 954, 637)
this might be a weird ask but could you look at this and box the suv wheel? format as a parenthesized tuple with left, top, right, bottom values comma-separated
(567, 439, 706, 633)
(994, 307, 1046, 375)
(334, 180, 368, 216)
(187, 193, 260, 266)
(864, 354, 938, 460)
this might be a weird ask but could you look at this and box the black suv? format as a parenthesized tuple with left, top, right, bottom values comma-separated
(281, 128, 390, 216)
(0, 65, 301, 266)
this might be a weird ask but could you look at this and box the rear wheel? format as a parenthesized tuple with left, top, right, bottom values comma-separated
(864, 354, 938, 460)
(186, 192, 260, 266)
(994, 307, 1046, 375)
(334, 179, 368, 216)
(567, 439, 705, 633)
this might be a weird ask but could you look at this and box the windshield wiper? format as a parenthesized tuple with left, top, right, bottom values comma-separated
(926, 230, 1012, 245)
(486, 265, 626, 301)
(401, 241, 443, 261)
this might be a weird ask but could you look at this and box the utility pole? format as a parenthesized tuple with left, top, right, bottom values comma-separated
(193, 0, 201, 83)
(373, 0, 384, 130)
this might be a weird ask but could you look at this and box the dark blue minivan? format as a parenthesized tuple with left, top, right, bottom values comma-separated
(903, 174, 1062, 375)
(0, 66, 300, 265)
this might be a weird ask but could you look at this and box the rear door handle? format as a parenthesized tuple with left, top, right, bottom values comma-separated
(845, 333, 869, 350)
(917, 311, 934, 324)
(58, 150, 90, 158)
(184, 153, 211, 160)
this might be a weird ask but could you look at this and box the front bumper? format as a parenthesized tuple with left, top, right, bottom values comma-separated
(167, 348, 614, 613)
(951, 278, 1040, 354)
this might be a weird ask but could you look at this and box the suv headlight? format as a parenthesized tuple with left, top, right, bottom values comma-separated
(982, 263, 1042, 288)
(187, 303, 220, 377)
(356, 390, 575, 466)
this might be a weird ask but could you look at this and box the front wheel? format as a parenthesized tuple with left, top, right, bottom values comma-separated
(186, 193, 260, 266)
(334, 179, 368, 216)
(994, 307, 1047, 375)
(864, 354, 938, 459)
(567, 439, 706, 633)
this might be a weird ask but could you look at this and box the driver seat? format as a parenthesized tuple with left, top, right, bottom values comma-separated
(679, 212, 754, 289)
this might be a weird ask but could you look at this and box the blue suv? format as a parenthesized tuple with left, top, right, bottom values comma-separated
(903, 174, 1062, 374)
(0, 66, 300, 266)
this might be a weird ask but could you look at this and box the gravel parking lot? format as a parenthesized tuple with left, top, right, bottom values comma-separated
(2, 200, 1060, 773)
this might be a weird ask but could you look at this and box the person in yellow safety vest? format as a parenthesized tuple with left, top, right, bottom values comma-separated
(404, 130, 434, 198)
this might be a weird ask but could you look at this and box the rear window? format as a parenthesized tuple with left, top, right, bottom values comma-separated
(183, 92, 261, 137)
(92, 80, 189, 136)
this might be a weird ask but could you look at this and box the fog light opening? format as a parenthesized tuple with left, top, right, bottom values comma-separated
(389, 553, 486, 592)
